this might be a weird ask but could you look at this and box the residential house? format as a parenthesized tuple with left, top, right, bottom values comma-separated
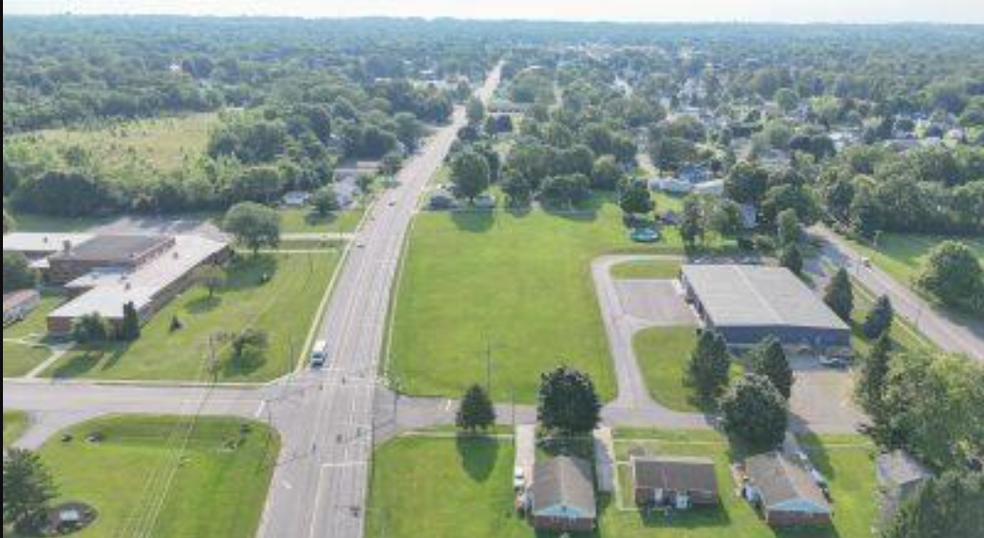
(529, 456, 597, 533)
(632, 456, 720, 509)
(744, 452, 833, 527)
(876, 451, 932, 526)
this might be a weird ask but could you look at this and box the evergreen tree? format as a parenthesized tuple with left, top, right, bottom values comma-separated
(119, 302, 141, 341)
(780, 245, 804, 276)
(3, 449, 58, 534)
(825, 268, 854, 322)
(688, 331, 732, 400)
(863, 296, 895, 340)
(537, 366, 602, 436)
(456, 384, 497, 432)
(858, 335, 892, 416)
(749, 337, 795, 400)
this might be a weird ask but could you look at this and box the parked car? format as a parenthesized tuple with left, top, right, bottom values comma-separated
(819, 356, 849, 369)
(513, 467, 526, 491)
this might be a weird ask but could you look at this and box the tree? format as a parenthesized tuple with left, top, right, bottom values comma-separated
(194, 265, 226, 299)
(720, 374, 789, 450)
(312, 187, 340, 217)
(73, 313, 111, 344)
(748, 337, 794, 400)
(680, 196, 705, 249)
(775, 88, 800, 113)
(857, 335, 892, 416)
(725, 162, 770, 206)
(882, 472, 984, 538)
(3, 449, 58, 534)
(394, 112, 425, 150)
(537, 366, 602, 436)
(224, 202, 281, 254)
(466, 98, 486, 126)
(708, 199, 744, 241)
(456, 385, 497, 432)
(688, 331, 732, 400)
(780, 245, 804, 276)
(825, 268, 854, 322)
(917, 241, 983, 311)
(450, 149, 491, 202)
(119, 302, 141, 342)
(863, 296, 895, 340)
(619, 179, 655, 217)
(229, 328, 270, 370)
(591, 156, 623, 191)
(3, 252, 38, 293)
(2, 209, 14, 235)
(776, 209, 803, 247)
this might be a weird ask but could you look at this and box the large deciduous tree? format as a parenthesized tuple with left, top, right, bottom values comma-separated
(3, 449, 58, 534)
(450, 149, 491, 202)
(882, 472, 984, 538)
(2, 252, 38, 293)
(537, 366, 602, 436)
(224, 202, 281, 254)
(720, 374, 789, 450)
(917, 241, 983, 312)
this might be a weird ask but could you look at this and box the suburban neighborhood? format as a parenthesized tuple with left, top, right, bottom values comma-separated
(3, 7, 983, 538)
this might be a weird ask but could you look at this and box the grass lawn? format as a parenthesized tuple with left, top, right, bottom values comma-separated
(368, 430, 879, 538)
(389, 198, 722, 404)
(847, 233, 984, 287)
(850, 282, 934, 356)
(633, 327, 742, 413)
(4, 416, 278, 538)
(279, 206, 366, 235)
(20, 113, 220, 173)
(3, 411, 27, 448)
(611, 258, 682, 280)
(2, 294, 65, 378)
(46, 252, 339, 383)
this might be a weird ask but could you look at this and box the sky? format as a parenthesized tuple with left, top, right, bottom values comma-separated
(3, 0, 983, 24)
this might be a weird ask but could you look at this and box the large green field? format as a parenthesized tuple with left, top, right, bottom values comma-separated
(4, 416, 278, 538)
(3, 411, 27, 448)
(2, 294, 65, 378)
(20, 113, 221, 173)
(46, 252, 339, 383)
(367, 430, 879, 538)
(389, 200, 713, 404)
(848, 233, 984, 287)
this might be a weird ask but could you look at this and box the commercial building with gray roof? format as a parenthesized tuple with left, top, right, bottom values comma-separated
(681, 264, 851, 352)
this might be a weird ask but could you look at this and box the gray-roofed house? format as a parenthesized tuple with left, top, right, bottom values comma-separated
(530, 456, 597, 533)
(632, 456, 720, 509)
(681, 265, 851, 353)
(876, 451, 932, 525)
(744, 452, 833, 527)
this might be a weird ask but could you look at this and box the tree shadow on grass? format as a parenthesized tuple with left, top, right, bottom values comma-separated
(455, 433, 500, 483)
(186, 295, 223, 314)
(451, 211, 496, 234)
(48, 344, 129, 379)
(222, 255, 280, 292)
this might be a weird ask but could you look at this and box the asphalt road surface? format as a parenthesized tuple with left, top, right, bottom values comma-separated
(255, 64, 503, 538)
(813, 226, 984, 362)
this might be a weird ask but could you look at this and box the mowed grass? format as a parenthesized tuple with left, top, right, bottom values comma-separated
(279, 206, 366, 235)
(5, 416, 278, 538)
(2, 294, 64, 378)
(611, 258, 682, 280)
(368, 430, 879, 538)
(847, 233, 984, 287)
(633, 327, 742, 413)
(390, 201, 698, 403)
(3, 411, 28, 448)
(367, 435, 531, 538)
(25, 113, 220, 172)
(46, 252, 339, 383)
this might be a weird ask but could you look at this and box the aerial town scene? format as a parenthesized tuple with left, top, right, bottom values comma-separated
(2, 1, 982, 538)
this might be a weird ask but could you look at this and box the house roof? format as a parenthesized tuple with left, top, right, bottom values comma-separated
(633, 456, 719, 494)
(877, 451, 932, 489)
(746, 452, 831, 513)
(531, 456, 597, 518)
(3, 290, 40, 314)
(681, 264, 849, 333)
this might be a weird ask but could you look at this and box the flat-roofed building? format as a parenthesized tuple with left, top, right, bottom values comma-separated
(681, 265, 851, 353)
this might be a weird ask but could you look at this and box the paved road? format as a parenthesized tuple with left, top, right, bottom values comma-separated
(255, 63, 503, 538)
(812, 226, 984, 361)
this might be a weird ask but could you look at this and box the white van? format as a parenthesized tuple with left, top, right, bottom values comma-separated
(311, 340, 329, 369)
